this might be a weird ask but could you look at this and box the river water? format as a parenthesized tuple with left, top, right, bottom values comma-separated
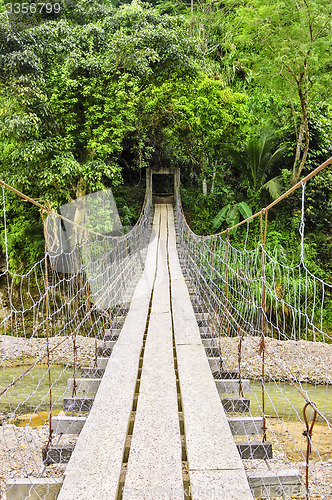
(1, 366, 331, 424)
(249, 381, 332, 422)
(0, 365, 72, 416)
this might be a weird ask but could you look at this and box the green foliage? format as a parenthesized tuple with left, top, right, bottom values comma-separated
(0, 0, 198, 199)
(228, 129, 287, 206)
(0, 0, 202, 264)
(113, 184, 146, 228)
(139, 76, 250, 186)
(0, 0, 330, 281)
(212, 201, 252, 233)
(0, 192, 44, 272)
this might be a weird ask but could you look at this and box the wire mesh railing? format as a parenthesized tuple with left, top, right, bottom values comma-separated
(175, 158, 332, 500)
(0, 183, 152, 498)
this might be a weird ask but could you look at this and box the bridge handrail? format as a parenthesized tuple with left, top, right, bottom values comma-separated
(0, 179, 151, 241)
(175, 158, 332, 431)
(176, 156, 332, 239)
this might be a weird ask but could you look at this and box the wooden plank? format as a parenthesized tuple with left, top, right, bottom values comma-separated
(192, 305, 206, 313)
(208, 357, 221, 372)
(103, 340, 117, 349)
(172, 281, 202, 344)
(205, 347, 221, 357)
(247, 470, 303, 498)
(197, 319, 209, 327)
(114, 302, 130, 313)
(202, 338, 219, 348)
(200, 330, 215, 338)
(111, 318, 125, 328)
(96, 346, 113, 357)
(167, 204, 252, 497)
(220, 397, 251, 413)
(104, 330, 120, 341)
(176, 345, 243, 469)
(6, 478, 62, 500)
(51, 416, 86, 435)
(167, 210, 202, 346)
(95, 357, 109, 369)
(57, 206, 165, 500)
(42, 444, 75, 464)
(111, 315, 126, 322)
(215, 379, 250, 395)
(81, 367, 105, 378)
(190, 470, 253, 500)
(214, 371, 240, 379)
(105, 327, 121, 334)
(236, 441, 273, 459)
(63, 397, 94, 412)
(67, 378, 101, 394)
(123, 204, 183, 499)
(228, 417, 263, 435)
(195, 313, 210, 321)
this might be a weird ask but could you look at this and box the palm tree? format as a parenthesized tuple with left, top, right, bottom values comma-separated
(230, 129, 286, 200)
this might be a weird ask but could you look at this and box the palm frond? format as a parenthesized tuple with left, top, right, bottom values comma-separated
(262, 176, 283, 200)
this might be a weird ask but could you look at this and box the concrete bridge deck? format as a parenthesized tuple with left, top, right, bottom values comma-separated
(58, 204, 253, 500)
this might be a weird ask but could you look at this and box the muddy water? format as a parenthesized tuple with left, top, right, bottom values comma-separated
(1, 366, 331, 426)
(0, 365, 71, 416)
(249, 380, 332, 421)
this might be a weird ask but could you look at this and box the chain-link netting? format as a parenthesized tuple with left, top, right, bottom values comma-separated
(0, 184, 152, 499)
(175, 171, 332, 500)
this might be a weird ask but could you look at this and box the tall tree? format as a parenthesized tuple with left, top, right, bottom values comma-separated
(220, 0, 332, 183)
(0, 0, 198, 204)
(139, 76, 250, 193)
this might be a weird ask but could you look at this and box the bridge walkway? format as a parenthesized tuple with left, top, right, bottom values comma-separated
(58, 204, 253, 500)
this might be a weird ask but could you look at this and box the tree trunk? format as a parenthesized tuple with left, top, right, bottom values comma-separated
(190, 0, 194, 37)
(292, 78, 310, 185)
(210, 161, 217, 194)
(293, 116, 305, 174)
(72, 178, 87, 247)
(202, 176, 208, 196)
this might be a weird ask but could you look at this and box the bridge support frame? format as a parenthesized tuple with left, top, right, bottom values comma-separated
(146, 167, 180, 202)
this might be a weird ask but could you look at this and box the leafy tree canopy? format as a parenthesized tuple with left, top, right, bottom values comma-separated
(0, 0, 198, 204)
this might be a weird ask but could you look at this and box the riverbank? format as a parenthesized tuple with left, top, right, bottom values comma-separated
(219, 336, 332, 384)
(1, 335, 331, 384)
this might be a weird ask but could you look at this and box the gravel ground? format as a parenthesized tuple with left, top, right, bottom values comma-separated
(0, 334, 102, 368)
(1, 335, 331, 383)
(0, 420, 76, 499)
(218, 336, 332, 384)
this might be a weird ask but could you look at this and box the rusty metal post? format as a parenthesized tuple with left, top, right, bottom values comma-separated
(303, 402, 318, 500)
(224, 232, 230, 304)
(223, 231, 230, 339)
(238, 327, 245, 397)
(216, 232, 230, 369)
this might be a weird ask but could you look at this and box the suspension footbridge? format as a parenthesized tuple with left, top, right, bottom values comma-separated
(0, 158, 332, 500)
(56, 204, 252, 499)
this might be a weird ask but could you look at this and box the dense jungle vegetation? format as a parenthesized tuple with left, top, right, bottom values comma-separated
(0, 0, 331, 282)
